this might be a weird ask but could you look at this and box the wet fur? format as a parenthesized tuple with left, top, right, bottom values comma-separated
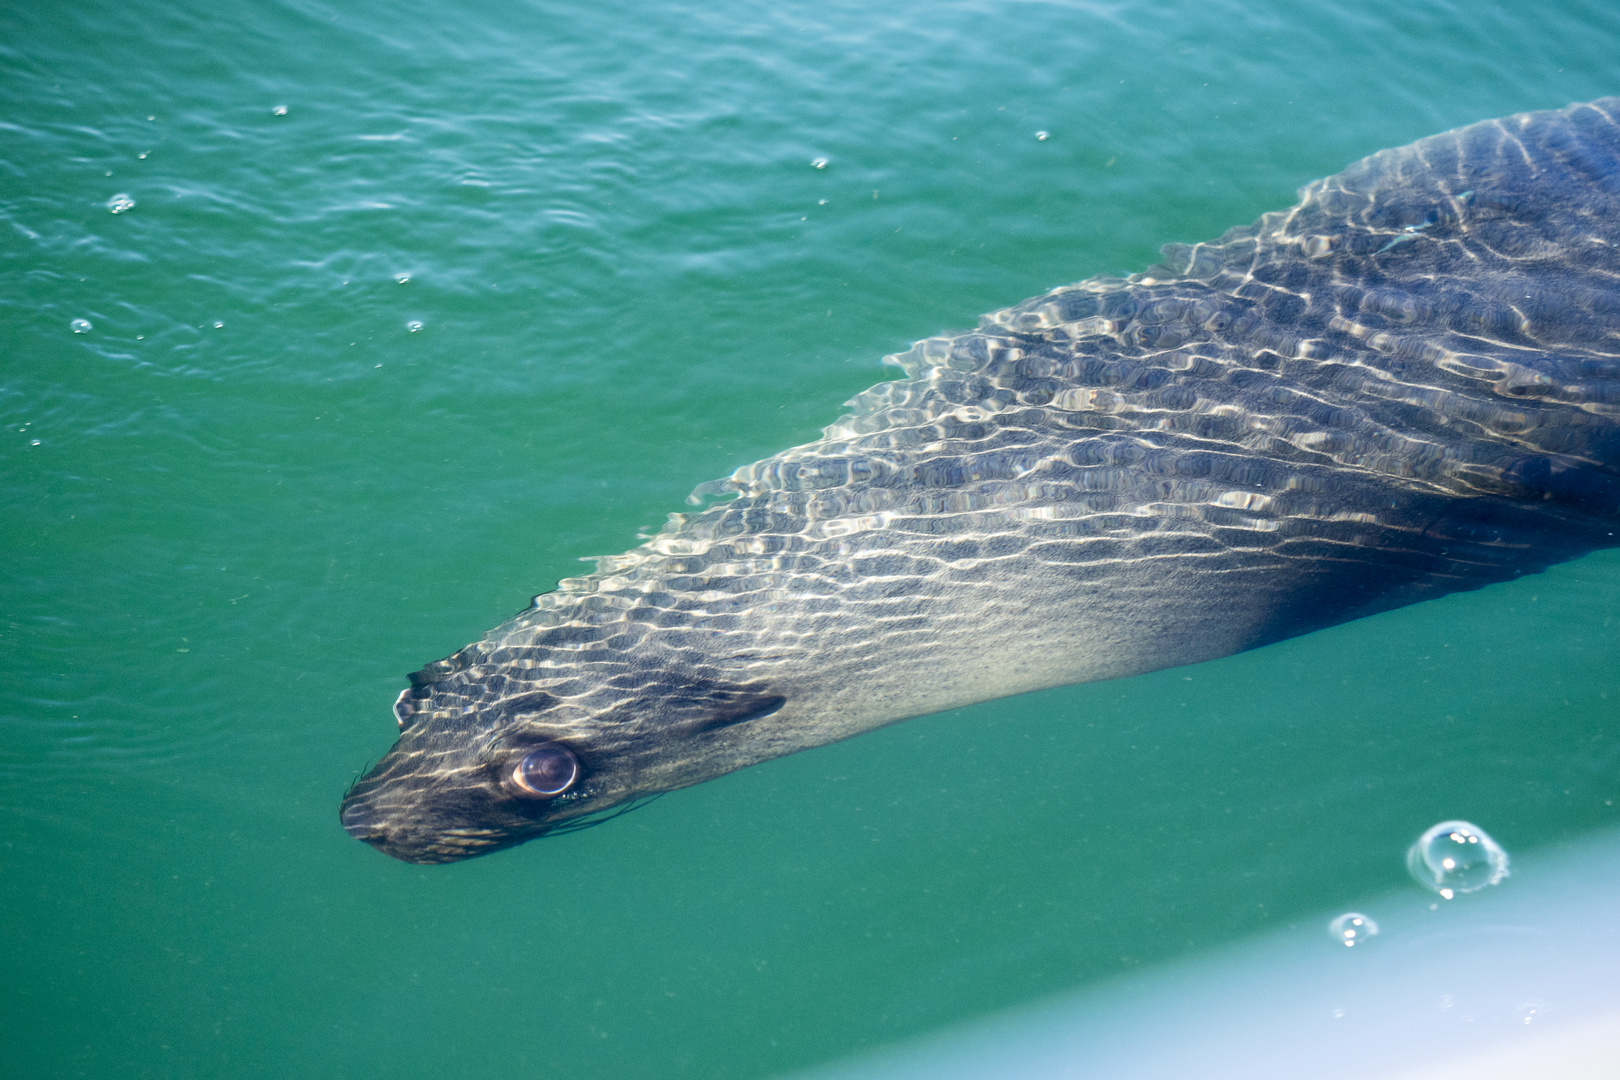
(343, 98, 1620, 864)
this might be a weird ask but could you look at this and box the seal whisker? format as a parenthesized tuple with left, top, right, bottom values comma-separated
(544, 793, 669, 838)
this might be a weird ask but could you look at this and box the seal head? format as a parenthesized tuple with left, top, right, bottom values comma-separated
(342, 656, 787, 862)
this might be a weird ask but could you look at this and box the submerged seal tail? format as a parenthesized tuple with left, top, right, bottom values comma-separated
(343, 98, 1620, 864)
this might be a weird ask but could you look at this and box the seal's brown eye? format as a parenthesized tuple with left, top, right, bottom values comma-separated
(511, 745, 578, 798)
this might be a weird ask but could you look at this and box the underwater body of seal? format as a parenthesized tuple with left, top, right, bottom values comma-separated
(6, 0, 1620, 1077)
(342, 98, 1620, 865)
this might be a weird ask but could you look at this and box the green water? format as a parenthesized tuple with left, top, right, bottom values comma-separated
(4, 1, 1619, 1076)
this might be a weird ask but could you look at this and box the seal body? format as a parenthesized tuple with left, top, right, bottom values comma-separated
(343, 98, 1620, 864)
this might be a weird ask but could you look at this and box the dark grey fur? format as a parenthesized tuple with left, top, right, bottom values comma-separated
(343, 98, 1620, 864)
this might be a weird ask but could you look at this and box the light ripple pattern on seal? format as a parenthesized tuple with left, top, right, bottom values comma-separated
(342, 98, 1620, 865)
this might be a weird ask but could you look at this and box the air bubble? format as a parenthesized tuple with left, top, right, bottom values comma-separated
(212, 321, 224, 329)
(272, 105, 288, 116)
(811, 158, 827, 169)
(107, 193, 135, 214)
(1327, 912, 1378, 947)
(70, 318, 92, 333)
(1035, 130, 1049, 141)
(1407, 820, 1509, 899)
(407, 320, 423, 332)
(394, 272, 410, 284)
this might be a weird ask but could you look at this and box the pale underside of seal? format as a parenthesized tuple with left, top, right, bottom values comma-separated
(342, 98, 1620, 864)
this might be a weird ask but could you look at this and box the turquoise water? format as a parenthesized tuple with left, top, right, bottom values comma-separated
(3, 1, 1619, 1077)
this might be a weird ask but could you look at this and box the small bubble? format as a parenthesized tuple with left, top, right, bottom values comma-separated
(212, 321, 224, 329)
(811, 158, 827, 169)
(1035, 130, 1049, 141)
(394, 272, 411, 284)
(30, 439, 41, 446)
(138, 152, 148, 159)
(407, 320, 423, 332)
(1328, 912, 1379, 947)
(107, 192, 135, 214)
(818, 199, 828, 205)
(1407, 820, 1509, 898)
(272, 105, 288, 116)
(70, 318, 92, 333)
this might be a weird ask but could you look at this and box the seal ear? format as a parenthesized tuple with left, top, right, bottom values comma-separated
(685, 693, 786, 734)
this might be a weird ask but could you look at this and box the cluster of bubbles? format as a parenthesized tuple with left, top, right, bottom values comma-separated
(407, 320, 424, 332)
(70, 318, 92, 333)
(106, 193, 135, 214)
(1327, 819, 1509, 947)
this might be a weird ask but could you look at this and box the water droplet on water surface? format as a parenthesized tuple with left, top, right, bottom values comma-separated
(811, 158, 827, 169)
(1328, 912, 1379, 947)
(394, 272, 410, 283)
(1035, 130, 1049, 140)
(70, 318, 91, 333)
(106, 193, 135, 214)
(407, 320, 423, 332)
(272, 104, 288, 116)
(1407, 820, 1509, 898)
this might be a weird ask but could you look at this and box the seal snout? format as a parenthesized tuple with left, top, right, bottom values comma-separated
(339, 774, 517, 864)
(339, 794, 387, 845)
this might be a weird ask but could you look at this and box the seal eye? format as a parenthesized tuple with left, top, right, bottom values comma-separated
(511, 745, 579, 798)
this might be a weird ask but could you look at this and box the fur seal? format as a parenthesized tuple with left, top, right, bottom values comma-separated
(342, 98, 1620, 864)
